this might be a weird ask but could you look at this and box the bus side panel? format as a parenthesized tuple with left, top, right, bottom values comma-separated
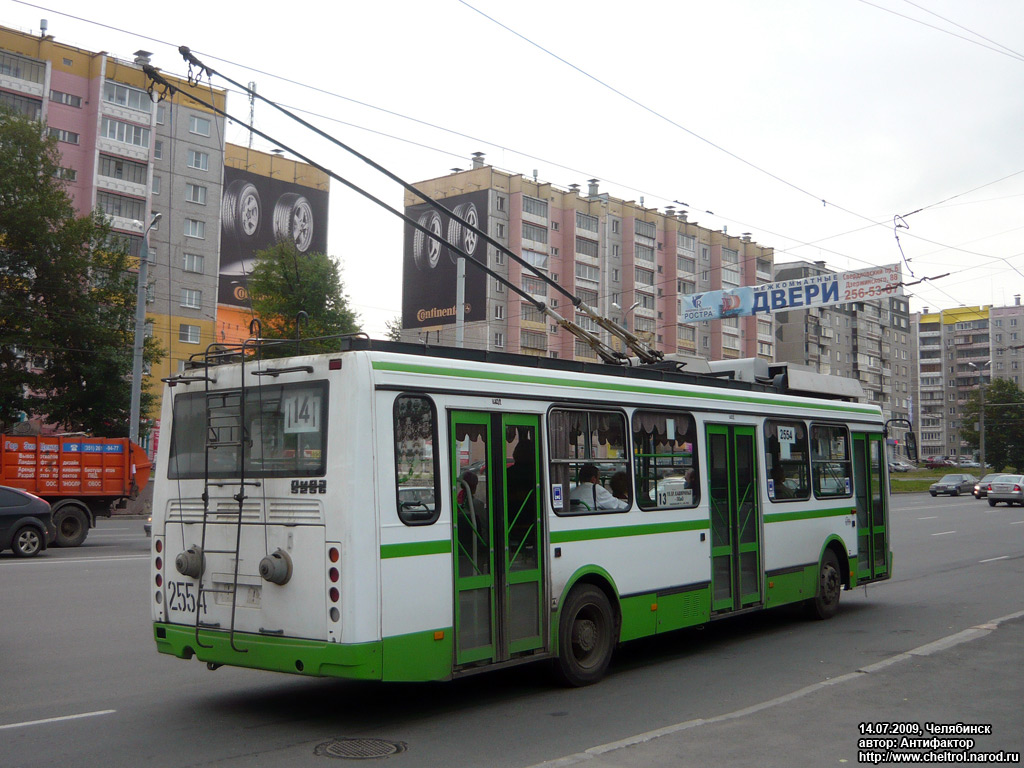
(762, 510, 853, 607)
(374, 389, 455, 681)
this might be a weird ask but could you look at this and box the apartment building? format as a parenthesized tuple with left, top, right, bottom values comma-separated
(0, 24, 226, 446)
(403, 158, 775, 362)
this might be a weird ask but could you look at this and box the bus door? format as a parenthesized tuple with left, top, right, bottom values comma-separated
(450, 411, 544, 668)
(852, 433, 889, 581)
(705, 423, 762, 613)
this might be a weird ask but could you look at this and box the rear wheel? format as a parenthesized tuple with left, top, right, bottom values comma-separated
(54, 505, 88, 547)
(554, 585, 615, 687)
(13, 526, 43, 557)
(807, 550, 841, 620)
(989, 499, 998, 507)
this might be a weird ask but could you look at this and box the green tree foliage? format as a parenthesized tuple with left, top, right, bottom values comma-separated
(385, 315, 403, 342)
(960, 377, 1024, 472)
(0, 108, 163, 436)
(246, 241, 360, 356)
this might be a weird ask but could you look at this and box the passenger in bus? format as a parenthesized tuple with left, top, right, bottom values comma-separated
(771, 464, 794, 499)
(609, 470, 630, 502)
(683, 468, 696, 489)
(570, 463, 629, 511)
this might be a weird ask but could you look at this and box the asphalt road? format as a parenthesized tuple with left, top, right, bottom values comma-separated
(1, 495, 1021, 768)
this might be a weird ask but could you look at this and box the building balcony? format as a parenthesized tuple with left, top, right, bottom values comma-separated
(96, 175, 147, 200)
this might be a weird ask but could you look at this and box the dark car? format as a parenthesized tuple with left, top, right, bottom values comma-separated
(925, 456, 956, 469)
(0, 485, 55, 557)
(929, 473, 977, 497)
(987, 474, 1024, 507)
(973, 473, 1006, 499)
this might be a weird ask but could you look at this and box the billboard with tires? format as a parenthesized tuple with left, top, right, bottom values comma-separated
(219, 149, 330, 307)
(402, 189, 488, 329)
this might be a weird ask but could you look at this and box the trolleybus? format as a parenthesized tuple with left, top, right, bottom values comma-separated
(150, 336, 907, 686)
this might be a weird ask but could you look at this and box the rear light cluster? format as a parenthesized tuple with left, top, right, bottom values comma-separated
(154, 538, 164, 605)
(327, 545, 341, 623)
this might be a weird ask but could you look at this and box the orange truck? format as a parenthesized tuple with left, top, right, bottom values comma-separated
(1, 435, 152, 547)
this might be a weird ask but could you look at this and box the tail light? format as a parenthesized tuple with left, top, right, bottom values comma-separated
(327, 545, 341, 625)
(1015, 484, 1022, 492)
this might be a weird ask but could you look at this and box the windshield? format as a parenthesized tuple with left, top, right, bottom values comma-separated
(167, 381, 327, 479)
(937, 474, 963, 483)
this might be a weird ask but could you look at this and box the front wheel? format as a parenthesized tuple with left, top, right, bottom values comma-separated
(952, 488, 960, 496)
(807, 549, 842, 620)
(553, 585, 615, 687)
(13, 526, 43, 557)
(930, 491, 937, 497)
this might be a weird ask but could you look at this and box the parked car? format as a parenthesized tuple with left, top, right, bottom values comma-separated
(973, 473, 1006, 499)
(929, 473, 977, 497)
(987, 474, 1024, 506)
(888, 460, 914, 473)
(0, 485, 55, 557)
(925, 456, 956, 469)
(956, 458, 981, 468)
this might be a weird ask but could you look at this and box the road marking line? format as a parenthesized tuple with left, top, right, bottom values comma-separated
(0, 710, 115, 730)
(9, 555, 148, 565)
(917, 516, 937, 520)
(931, 530, 956, 536)
(979, 555, 1010, 563)
(1011, 521, 1024, 525)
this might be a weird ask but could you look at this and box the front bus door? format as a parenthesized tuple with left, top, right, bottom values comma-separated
(853, 433, 889, 581)
(706, 423, 762, 614)
(450, 411, 544, 669)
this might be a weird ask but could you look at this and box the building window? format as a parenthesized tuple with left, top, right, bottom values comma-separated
(53, 167, 77, 181)
(47, 127, 80, 145)
(635, 219, 656, 239)
(152, 176, 161, 195)
(185, 183, 207, 205)
(100, 117, 150, 147)
(154, 140, 163, 160)
(522, 249, 548, 271)
(521, 330, 548, 350)
(494, 304, 504, 320)
(576, 212, 598, 233)
(495, 222, 506, 238)
(634, 267, 654, 287)
(576, 237, 599, 258)
(183, 253, 205, 274)
(103, 81, 152, 113)
(611, 218, 620, 234)
(189, 114, 212, 136)
(575, 263, 600, 283)
(2, 92, 41, 119)
(522, 222, 548, 243)
(179, 324, 201, 344)
(49, 89, 82, 108)
(187, 150, 209, 171)
(99, 155, 148, 185)
(184, 219, 205, 239)
(156, 104, 165, 124)
(635, 244, 655, 263)
(181, 288, 201, 309)
(523, 196, 548, 218)
(493, 332, 504, 348)
(96, 191, 145, 221)
(523, 275, 547, 294)
(0, 51, 46, 84)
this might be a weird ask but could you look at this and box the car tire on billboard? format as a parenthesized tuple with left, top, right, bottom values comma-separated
(412, 210, 445, 271)
(221, 180, 262, 240)
(272, 193, 315, 252)
(446, 202, 479, 264)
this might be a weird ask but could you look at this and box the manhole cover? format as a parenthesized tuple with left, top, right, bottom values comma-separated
(314, 738, 407, 760)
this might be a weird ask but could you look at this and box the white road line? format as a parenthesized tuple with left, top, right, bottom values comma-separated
(917, 516, 937, 520)
(1011, 521, 1024, 525)
(931, 531, 956, 536)
(8, 555, 148, 565)
(980, 555, 1010, 563)
(0, 710, 116, 731)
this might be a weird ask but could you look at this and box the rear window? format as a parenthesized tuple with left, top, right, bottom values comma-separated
(168, 381, 328, 479)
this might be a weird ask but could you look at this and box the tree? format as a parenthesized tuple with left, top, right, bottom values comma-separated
(960, 377, 1024, 472)
(0, 108, 163, 436)
(385, 315, 403, 342)
(246, 241, 360, 355)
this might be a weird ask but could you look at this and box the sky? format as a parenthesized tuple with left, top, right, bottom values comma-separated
(6, 0, 1024, 336)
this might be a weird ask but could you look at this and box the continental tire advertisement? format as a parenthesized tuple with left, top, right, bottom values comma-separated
(219, 165, 329, 307)
(402, 190, 487, 329)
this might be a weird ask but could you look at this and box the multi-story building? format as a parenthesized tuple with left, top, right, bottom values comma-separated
(990, 296, 1024, 387)
(913, 305, 990, 459)
(402, 158, 775, 362)
(0, 24, 226, 448)
(773, 261, 913, 451)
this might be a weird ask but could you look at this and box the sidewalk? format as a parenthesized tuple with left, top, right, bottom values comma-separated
(532, 612, 1024, 768)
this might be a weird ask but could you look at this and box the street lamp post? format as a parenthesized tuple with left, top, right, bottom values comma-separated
(967, 361, 991, 470)
(129, 213, 162, 445)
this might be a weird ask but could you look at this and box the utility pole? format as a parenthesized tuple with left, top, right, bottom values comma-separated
(129, 213, 162, 445)
(968, 360, 991, 469)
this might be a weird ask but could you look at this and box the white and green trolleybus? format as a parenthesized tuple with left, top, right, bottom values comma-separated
(150, 336, 906, 686)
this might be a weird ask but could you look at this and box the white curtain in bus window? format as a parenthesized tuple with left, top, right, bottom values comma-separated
(810, 424, 852, 498)
(763, 420, 810, 501)
(393, 395, 439, 525)
(632, 410, 699, 509)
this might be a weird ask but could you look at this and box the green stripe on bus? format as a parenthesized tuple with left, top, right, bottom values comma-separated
(371, 361, 879, 415)
(380, 540, 451, 559)
(551, 519, 709, 544)
(764, 507, 854, 524)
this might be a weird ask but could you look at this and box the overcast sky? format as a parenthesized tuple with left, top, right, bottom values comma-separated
(7, 0, 1024, 335)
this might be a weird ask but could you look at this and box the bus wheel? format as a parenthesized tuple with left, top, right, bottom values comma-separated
(54, 505, 88, 548)
(808, 550, 841, 620)
(554, 585, 614, 687)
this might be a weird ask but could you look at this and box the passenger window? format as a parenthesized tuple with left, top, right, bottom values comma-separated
(764, 420, 810, 501)
(393, 395, 440, 525)
(811, 424, 852, 498)
(632, 410, 699, 509)
(549, 409, 630, 515)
